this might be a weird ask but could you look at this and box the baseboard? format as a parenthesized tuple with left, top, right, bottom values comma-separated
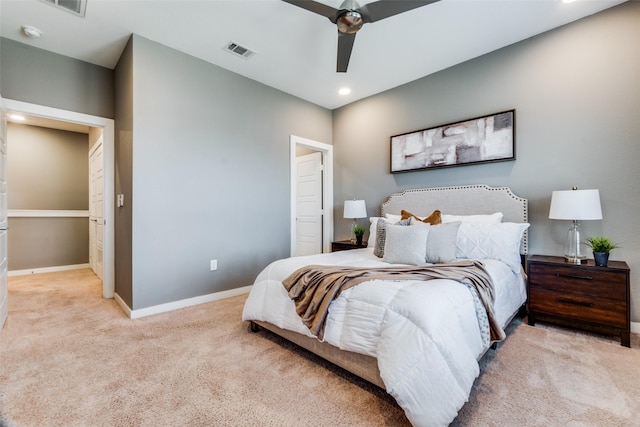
(8, 263, 90, 277)
(114, 285, 252, 319)
(113, 293, 132, 317)
(632, 322, 640, 334)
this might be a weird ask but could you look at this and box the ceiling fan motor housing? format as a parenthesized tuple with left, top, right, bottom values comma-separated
(337, 10, 363, 34)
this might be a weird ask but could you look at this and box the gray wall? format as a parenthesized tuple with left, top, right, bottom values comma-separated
(8, 218, 89, 270)
(0, 38, 114, 118)
(8, 123, 89, 209)
(333, 3, 640, 322)
(114, 37, 134, 306)
(7, 123, 90, 270)
(117, 35, 332, 309)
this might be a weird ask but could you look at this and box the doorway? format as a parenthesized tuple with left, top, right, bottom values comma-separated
(89, 137, 104, 280)
(1, 99, 115, 299)
(290, 135, 333, 256)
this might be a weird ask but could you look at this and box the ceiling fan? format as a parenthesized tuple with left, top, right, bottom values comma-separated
(282, 0, 440, 72)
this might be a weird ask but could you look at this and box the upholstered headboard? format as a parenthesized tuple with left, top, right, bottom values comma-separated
(381, 185, 528, 254)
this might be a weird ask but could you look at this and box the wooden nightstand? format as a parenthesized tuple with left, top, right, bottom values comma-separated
(331, 240, 368, 252)
(527, 255, 630, 347)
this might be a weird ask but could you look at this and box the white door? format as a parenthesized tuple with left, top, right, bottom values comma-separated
(0, 109, 8, 329)
(89, 137, 104, 280)
(295, 152, 323, 256)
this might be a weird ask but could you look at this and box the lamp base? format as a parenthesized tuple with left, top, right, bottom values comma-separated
(564, 255, 587, 264)
(350, 219, 357, 243)
(563, 220, 588, 265)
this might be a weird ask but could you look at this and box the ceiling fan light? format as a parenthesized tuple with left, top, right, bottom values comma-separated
(8, 114, 26, 121)
(22, 25, 42, 39)
(337, 11, 363, 34)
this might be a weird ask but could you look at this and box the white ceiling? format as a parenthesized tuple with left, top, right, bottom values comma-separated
(0, 0, 627, 110)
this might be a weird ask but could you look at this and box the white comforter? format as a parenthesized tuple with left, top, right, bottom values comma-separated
(242, 248, 526, 426)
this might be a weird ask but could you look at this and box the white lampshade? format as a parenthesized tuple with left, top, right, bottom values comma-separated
(343, 200, 367, 219)
(549, 189, 602, 220)
(549, 188, 603, 264)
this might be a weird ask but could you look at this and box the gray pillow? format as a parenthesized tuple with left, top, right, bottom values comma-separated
(426, 221, 461, 263)
(410, 219, 461, 263)
(374, 218, 410, 258)
(383, 224, 429, 265)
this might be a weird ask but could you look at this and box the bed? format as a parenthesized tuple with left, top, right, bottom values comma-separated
(242, 184, 529, 426)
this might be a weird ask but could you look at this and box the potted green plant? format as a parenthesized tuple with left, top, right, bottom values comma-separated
(585, 236, 620, 267)
(353, 225, 365, 246)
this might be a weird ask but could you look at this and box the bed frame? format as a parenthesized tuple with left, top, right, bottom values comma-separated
(250, 184, 528, 390)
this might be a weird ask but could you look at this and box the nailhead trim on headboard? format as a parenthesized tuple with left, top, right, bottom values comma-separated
(381, 185, 528, 254)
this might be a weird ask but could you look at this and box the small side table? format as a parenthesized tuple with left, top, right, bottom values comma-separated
(527, 254, 630, 347)
(331, 240, 368, 252)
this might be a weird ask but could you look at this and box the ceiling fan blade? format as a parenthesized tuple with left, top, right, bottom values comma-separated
(337, 32, 357, 72)
(359, 0, 440, 23)
(281, 0, 338, 19)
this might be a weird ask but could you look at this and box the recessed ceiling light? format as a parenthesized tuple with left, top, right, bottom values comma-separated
(8, 114, 26, 121)
(562, 0, 577, 3)
(338, 87, 351, 95)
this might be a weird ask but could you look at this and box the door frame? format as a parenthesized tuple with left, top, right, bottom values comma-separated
(290, 135, 333, 256)
(1, 99, 115, 299)
(0, 101, 8, 329)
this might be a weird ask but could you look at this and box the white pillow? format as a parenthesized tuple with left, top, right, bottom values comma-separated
(368, 217, 384, 246)
(384, 213, 402, 223)
(383, 224, 429, 265)
(456, 222, 529, 272)
(442, 212, 503, 223)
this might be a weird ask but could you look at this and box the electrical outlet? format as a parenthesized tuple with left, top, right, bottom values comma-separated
(210, 259, 218, 271)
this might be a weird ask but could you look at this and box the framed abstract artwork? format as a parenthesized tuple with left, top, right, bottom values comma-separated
(390, 110, 515, 173)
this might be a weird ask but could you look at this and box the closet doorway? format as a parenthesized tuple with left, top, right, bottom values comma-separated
(290, 135, 333, 256)
(2, 99, 114, 299)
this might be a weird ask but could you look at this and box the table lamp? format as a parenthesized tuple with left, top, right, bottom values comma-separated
(549, 187, 602, 264)
(343, 199, 367, 243)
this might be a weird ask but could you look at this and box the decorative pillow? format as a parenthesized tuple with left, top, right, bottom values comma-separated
(411, 218, 461, 263)
(455, 222, 530, 272)
(442, 212, 503, 223)
(374, 218, 410, 258)
(401, 209, 442, 225)
(383, 224, 429, 265)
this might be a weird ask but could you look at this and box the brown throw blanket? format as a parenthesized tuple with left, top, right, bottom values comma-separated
(282, 260, 505, 342)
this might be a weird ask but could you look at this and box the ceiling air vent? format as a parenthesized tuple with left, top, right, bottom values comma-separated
(224, 41, 256, 60)
(41, 0, 87, 17)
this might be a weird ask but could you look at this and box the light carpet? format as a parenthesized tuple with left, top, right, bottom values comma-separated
(1, 269, 639, 426)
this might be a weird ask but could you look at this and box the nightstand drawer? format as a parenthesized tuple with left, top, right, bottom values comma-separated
(528, 264, 626, 301)
(529, 289, 626, 329)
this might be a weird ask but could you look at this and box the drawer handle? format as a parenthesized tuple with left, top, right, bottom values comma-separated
(556, 297, 593, 307)
(556, 273, 593, 281)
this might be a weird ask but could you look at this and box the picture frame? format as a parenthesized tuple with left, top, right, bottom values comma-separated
(390, 109, 515, 173)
